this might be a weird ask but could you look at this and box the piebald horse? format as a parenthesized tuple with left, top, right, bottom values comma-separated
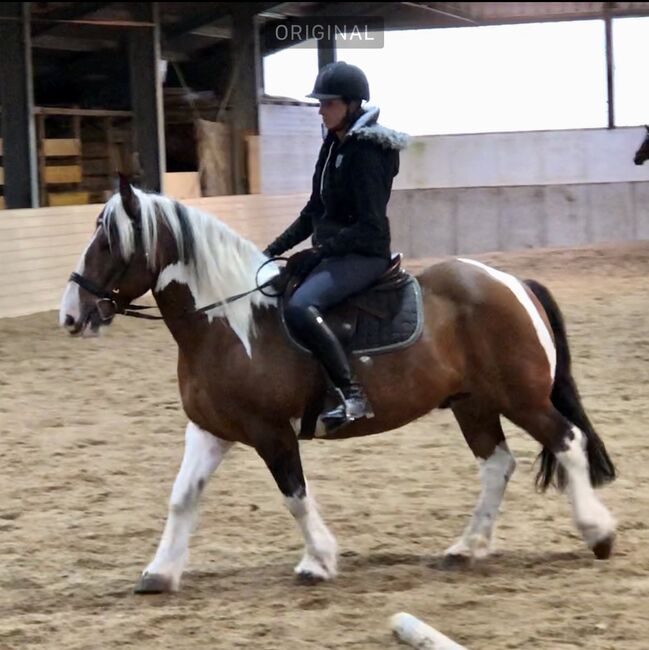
(59, 180, 617, 593)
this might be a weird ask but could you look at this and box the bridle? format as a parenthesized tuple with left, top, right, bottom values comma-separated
(68, 231, 287, 323)
(68, 220, 164, 321)
(68, 270, 162, 321)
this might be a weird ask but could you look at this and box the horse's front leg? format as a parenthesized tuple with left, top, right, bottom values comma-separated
(257, 428, 338, 582)
(134, 422, 233, 593)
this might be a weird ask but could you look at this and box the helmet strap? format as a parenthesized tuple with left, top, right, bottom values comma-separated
(332, 100, 363, 135)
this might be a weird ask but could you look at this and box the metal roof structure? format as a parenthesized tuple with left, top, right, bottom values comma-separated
(2, 2, 648, 206)
(20, 2, 649, 106)
(28, 3, 649, 59)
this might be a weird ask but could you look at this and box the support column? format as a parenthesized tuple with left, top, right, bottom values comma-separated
(604, 3, 615, 129)
(128, 2, 165, 191)
(230, 11, 261, 195)
(0, 3, 38, 208)
(317, 32, 337, 71)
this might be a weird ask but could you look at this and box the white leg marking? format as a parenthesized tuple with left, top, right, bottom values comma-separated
(142, 422, 233, 590)
(557, 426, 616, 547)
(458, 258, 556, 380)
(284, 486, 338, 580)
(445, 443, 516, 559)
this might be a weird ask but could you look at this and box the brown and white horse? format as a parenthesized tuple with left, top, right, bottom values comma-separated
(59, 180, 617, 594)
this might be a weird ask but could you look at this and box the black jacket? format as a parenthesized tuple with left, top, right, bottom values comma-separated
(265, 107, 409, 260)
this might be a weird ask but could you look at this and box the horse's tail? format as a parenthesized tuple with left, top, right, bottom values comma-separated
(524, 278, 616, 492)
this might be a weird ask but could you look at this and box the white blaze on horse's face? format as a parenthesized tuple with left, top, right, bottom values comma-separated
(59, 227, 101, 337)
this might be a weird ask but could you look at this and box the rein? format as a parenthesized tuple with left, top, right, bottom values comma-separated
(69, 257, 288, 323)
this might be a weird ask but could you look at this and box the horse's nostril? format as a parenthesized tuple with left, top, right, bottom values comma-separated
(64, 315, 75, 328)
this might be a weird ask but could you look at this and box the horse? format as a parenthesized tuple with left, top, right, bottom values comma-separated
(59, 178, 617, 594)
(634, 125, 649, 165)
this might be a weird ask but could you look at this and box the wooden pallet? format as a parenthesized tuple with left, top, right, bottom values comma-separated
(44, 164, 83, 185)
(35, 109, 134, 207)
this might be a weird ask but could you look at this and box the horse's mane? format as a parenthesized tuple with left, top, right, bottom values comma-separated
(103, 189, 279, 356)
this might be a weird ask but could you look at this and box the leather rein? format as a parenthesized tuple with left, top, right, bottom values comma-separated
(69, 257, 286, 323)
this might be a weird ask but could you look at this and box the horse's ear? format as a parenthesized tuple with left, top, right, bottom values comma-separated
(645, 125, 649, 133)
(118, 172, 139, 221)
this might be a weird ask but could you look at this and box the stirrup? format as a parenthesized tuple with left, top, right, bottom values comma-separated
(321, 391, 374, 432)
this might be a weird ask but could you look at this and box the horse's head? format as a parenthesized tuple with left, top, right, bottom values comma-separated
(634, 125, 649, 165)
(59, 176, 157, 337)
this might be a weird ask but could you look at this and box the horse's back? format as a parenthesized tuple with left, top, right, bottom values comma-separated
(417, 258, 540, 312)
(416, 258, 503, 306)
(416, 258, 554, 368)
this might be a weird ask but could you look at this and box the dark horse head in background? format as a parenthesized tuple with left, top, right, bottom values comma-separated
(634, 125, 649, 165)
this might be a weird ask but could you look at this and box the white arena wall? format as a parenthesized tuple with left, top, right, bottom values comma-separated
(1, 124, 648, 318)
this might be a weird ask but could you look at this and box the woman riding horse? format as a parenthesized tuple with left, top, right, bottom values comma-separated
(61, 179, 617, 592)
(263, 61, 409, 432)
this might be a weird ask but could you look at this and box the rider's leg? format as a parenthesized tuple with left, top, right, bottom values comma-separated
(284, 254, 389, 429)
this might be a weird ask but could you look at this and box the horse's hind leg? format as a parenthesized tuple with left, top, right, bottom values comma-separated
(507, 405, 616, 557)
(134, 422, 233, 593)
(443, 400, 516, 567)
(256, 429, 337, 582)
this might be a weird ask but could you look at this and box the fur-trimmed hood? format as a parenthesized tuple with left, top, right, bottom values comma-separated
(346, 105, 410, 151)
(265, 105, 401, 261)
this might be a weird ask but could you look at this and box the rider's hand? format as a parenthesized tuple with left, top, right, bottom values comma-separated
(286, 247, 324, 279)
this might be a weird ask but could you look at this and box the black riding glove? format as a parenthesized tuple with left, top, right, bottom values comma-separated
(286, 247, 324, 279)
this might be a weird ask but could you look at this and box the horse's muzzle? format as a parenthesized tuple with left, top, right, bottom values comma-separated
(64, 308, 110, 337)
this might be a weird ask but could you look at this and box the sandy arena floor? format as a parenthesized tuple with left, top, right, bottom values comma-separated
(0, 242, 648, 649)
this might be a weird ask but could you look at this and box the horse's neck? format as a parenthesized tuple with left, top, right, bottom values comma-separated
(152, 279, 288, 409)
(145, 212, 279, 358)
(151, 260, 274, 358)
(151, 279, 230, 355)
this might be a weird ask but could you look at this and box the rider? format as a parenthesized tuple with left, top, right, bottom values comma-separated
(263, 61, 409, 431)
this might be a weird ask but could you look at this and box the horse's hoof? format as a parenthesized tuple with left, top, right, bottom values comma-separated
(133, 573, 174, 594)
(296, 570, 326, 586)
(592, 534, 615, 560)
(439, 554, 472, 570)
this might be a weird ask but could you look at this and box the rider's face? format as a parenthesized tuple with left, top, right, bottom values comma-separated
(319, 99, 348, 132)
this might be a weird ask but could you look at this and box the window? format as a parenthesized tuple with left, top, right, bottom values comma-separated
(613, 17, 649, 127)
(263, 40, 318, 99)
(264, 21, 610, 135)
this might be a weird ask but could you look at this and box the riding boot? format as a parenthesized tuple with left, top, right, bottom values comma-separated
(320, 380, 374, 431)
(288, 306, 374, 430)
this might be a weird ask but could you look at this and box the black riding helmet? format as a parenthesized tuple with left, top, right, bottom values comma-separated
(307, 61, 370, 102)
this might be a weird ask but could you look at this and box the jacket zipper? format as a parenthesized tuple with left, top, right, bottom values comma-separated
(320, 141, 336, 203)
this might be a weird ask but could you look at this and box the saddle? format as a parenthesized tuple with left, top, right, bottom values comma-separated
(274, 253, 424, 440)
(279, 253, 424, 357)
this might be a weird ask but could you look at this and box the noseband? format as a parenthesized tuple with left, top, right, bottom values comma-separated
(68, 269, 163, 321)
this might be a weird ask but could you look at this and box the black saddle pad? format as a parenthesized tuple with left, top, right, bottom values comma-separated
(280, 274, 424, 356)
